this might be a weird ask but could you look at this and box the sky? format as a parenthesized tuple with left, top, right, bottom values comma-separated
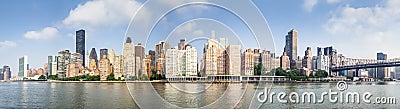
(1, 0, 399, 76)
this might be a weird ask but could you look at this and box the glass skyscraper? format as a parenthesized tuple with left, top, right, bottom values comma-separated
(76, 29, 85, 66)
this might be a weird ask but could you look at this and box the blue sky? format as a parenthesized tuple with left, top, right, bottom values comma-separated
(1, 0, 399, 76)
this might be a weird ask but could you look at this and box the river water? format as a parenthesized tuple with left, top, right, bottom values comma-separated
(1, 82, 399, 108)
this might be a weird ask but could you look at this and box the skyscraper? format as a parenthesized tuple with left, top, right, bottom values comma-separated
(284, 29, 298, 67)
(18, 56, 29, 77)
(108, 49, 116, 64)
(377, 52, 389, 79)
(100, 48, 108, 59)
(302, 47, 313, 76)
(47, 56, 58, 76)
(166, 45, 198, 77)
(89, 48, 98, 66)
(57, 50, 71, 78)
(76, 29, 85, 66)
(123, 37, 135, 77)
(135, 43, 145, 76)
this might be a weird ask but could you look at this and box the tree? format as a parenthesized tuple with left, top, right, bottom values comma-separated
(274, 67, 287, 76)
(107, 73, 116, 81)
(140, 74, 149, 81)
(314, 70, 328, 78)
(254, 63, 263, 75)
(38, 75, 46, 80)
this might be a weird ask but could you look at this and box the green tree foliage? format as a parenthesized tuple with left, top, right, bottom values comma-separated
(140, 74, 149, 81)
(314, 70, 328, 78)
(107, 73, 115, 81)
(38, 75, 46, 80)
(254, 63, 263, 75)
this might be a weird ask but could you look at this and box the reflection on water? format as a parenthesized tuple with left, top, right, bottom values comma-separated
(0, 82, 138, 108)
(1, 82, 400, 108)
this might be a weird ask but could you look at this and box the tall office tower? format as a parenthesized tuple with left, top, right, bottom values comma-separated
(57, 50, 71, 78)
(242, 49, 254, 76)
(47, 56, 57, 76)
(89, 48, 98, 65)
(76, 29, 85, 66)
(226, 45, 241, 75)
(178, 39, 186, 50)
(18, 56, 29, 77)
(253, 49, 261, 66)
(71, 53, 83, 63)
(135, 43, 145, 76)
(100, 48, 108, 59)
(261, 50, 273, 73)
(284, 29, 298, 67)
(184, 46, 198, 76)
(280, 52, 290, 70)
(108, 49, 116, 64)
(302, 47, 313, 76)
(99, 55, 111, 81)
(3, 65, 11, 80)
(148, 50, 156, 71)
(377, 52, 389, 79)
(123, 37, 135, 77)
(155, 41, 170, 76)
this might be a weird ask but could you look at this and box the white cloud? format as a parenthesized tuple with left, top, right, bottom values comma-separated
(303, 0, 318, 12)
(0, 41, 17, 48)
(24, 27, 59, 40)
(62, 0, 146, 30)
(325, 0, 400, 58)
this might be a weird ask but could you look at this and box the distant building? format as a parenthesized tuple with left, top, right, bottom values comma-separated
(166, 45, 198, 77)
(242, 49, 254, 76)
(108, 49, 116, 64)
(377, 52, 390, 79)
(3, 66, 11, 80)
(284, 29, 298, 67)
(89, 48, 98, 68)
(226, 45, 241, 75)
(99, 55, 111, 80)
(280, 52, 290, 70)
(57, 50, 71, 78)
(261, 50, 274, 73)
(123, 37, 135, 78)
(47, 56, 58, 76)
(18, 56, 29, 77)
(71, 53, 83, 63)
(135, 43, 145, 76)
(66, 62, 84, 78)
(76, 29, 85, 66)
(0, 67, 3, 80)
(113, 55, 124, 79)
(100, 48, 108, 59)
(178, 39, 186, 50)
(253, 49, 261, 66)
(155, 41, 169, 76)
(302, 47, 313, 76)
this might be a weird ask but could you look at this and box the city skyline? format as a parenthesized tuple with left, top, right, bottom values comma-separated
(1, 0, 400, 76)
